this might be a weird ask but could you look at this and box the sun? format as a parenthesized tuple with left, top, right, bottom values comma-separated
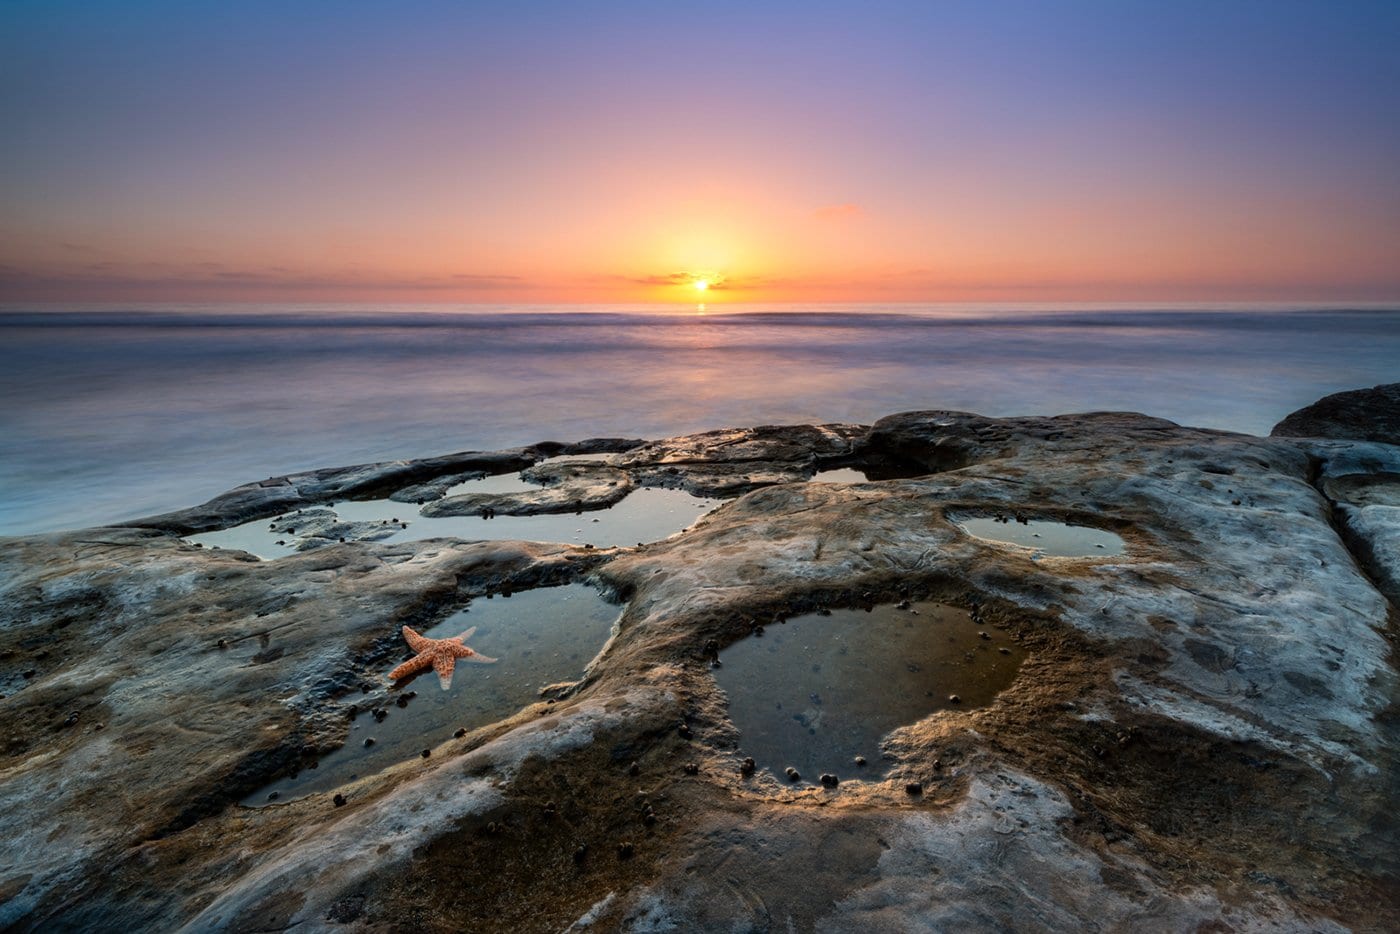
(693, 279, 709, 292)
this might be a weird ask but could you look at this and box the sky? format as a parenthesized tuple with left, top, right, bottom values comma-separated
(1, 0, 1398, 304)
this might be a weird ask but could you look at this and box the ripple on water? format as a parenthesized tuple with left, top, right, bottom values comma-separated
(243, 583, 620, 805)
(954, 515, 1125, 557)
(714, 601, 1025, 784)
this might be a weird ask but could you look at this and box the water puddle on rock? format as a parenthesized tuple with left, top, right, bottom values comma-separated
(440, 453, 616, 498)
(954, 516, 1124, 557)
(190, 485, 718, 559)
(811, 468, 870, 483)
(811, 460, 930, 483)
(244, 583, 620, 805)
(714, 601, 1024, 784)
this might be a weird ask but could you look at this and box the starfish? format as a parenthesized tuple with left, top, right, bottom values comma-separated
(388, 625, 497, 690)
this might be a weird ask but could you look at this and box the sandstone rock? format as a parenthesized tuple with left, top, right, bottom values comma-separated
(1271, 381, 1400, 444)
(1, 392, 1396, 931)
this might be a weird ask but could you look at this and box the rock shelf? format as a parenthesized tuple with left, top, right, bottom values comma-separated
(1, 386, 1398, 931)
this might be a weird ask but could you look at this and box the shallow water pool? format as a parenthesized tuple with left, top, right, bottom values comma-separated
(244, 583, 620, 805)
(714, 601, 1025, 784)
(954, 516, 1125, 557)
(191, 484, 718, 558)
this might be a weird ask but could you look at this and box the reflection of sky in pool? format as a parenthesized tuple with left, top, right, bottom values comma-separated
(715, 601, 1025, 784)
(244, 583, 619, 805)
(190, 484, 718, 558)
(810, 468, 869, 483)
(954, 516, 1125, 557)
(439, 453, 615, 498)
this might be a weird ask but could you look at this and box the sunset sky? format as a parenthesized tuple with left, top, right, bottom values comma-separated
(2, 0, 1397, 304)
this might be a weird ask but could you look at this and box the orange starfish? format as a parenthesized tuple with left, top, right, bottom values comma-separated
(388, 625, 497, 690)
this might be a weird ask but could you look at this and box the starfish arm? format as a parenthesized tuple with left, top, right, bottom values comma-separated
(432, 655, 457, 691)
(454, 626, 477, 642)
(402, 626, 431, 652)
(450, 642, 498, 664)
(388, 653, 432, 681)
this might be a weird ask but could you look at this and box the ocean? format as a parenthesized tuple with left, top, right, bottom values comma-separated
(2, 304, 1396, 535)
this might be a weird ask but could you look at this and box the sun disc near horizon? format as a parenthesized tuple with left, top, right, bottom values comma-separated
(693, 279, 709, 291)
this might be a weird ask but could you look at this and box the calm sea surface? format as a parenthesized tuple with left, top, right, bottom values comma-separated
(2, 304, 1397, 535)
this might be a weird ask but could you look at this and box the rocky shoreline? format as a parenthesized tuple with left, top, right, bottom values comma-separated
(2, 384, 1397, 931)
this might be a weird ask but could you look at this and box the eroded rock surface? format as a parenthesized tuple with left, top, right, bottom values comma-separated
(2, 392, 1397, 932)
(1271, 381, 1400, 445)
(421, 462, 633, 518)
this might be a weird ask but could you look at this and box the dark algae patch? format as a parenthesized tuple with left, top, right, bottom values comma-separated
(715, 601, 1025, 783)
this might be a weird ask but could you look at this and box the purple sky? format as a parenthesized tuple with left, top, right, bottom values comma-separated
(2, 0, 1398, 303)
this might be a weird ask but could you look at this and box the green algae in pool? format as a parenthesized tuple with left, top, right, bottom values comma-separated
(714, 601, 1024, 784)
(243, 583, 619, 805)
(954, 516, 1124, 557)
(191, 484, 718, 559)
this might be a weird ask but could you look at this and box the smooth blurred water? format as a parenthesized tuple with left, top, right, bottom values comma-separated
(2, 303, 1396, 534)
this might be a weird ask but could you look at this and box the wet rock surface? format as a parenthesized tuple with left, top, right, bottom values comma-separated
(421, 462, 634, 518)
(1271, 381, 1400, 446)
(1, 390, 1398, 931)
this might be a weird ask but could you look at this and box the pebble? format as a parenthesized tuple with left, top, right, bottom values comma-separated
(854, 756, 867, 767)
(216, 639, 227, 650)
(740, 757, 755, 777)
(62, 712, 79, 728)
(333, 793, 347, 808)
(820, 773, 839, 788)
(947, 694, 962, 703)
(628, 761, 641, 777)
(22, 669, 36, 679)
(677, 723, 693, 739)
(267, 791, 280, 801)
(454, 728, 467, 738)
(683, 762, 699, 775)
(998, 647, 1011, 655)
(573, 844, 588, 864)
(363, 738, 375, 747)
(785, 766, 801, 782)
(905, 781, 923, 796)
(978, 631, 991, 640)
(617, 841, 634, 859)
(420, 748, 431, 759)
(372, 708, 387, 722)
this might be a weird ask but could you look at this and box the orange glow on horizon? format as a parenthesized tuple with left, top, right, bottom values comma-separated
(2, 5, 1398, 306)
